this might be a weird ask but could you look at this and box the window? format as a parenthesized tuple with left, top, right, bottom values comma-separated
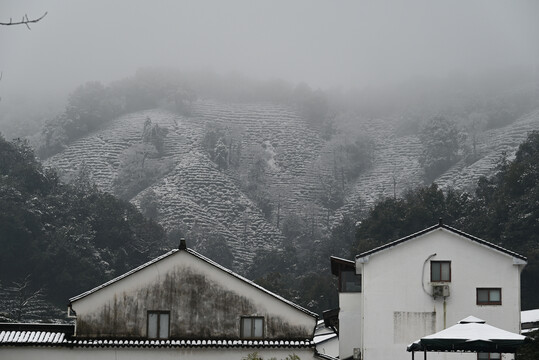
(431, 261, 451, 282)
(477, 288, 502, 305)
(241, 317, 264, 339)
(478, 352, 501, 360)
(147, 311, 170, 339)
(340, 271, 361, 292)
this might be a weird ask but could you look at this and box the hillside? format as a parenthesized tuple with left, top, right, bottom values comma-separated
(44, 99, 539, 271)
(45, 100, 326, 270)
(435, 108, 539, 191)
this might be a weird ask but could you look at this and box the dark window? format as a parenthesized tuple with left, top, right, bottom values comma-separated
(340, 271, 362, 292)
(241, 317, 264, 339)
(478, 352, 501, 360)
(147, 311, 170, 339)
(431, 261, 451, 282)
(477, 288, 502, 305)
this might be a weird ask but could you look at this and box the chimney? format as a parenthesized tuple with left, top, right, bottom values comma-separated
(179, 238, 187, 250)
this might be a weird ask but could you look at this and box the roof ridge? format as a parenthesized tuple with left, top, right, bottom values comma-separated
(356, 223, 526, 261)
(69, 247, 317, 319)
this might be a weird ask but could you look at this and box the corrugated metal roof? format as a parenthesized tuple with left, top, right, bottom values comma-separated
(69, 247, 318, 319)
(0, 331, 315, 349)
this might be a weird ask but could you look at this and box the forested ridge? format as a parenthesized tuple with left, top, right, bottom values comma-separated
(0, 135, 168, 321)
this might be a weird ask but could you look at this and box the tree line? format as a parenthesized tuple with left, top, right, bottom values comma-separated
(356, 130, 539, 310)
(0, 134, 168, 319)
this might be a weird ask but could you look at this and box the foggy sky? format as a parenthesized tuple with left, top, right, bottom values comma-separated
(1, 0, 537, 98)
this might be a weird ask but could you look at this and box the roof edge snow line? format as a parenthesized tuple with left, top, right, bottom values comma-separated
(69, 247, 318, 319)
(0, 330, 315, 348)
(356, 223, 527, 262)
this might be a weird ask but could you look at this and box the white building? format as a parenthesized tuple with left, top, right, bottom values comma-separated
(331, 222, 527, 360)
(1, 240, 319, 360)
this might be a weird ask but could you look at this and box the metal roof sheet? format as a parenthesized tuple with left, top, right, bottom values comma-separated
(0, 331, 315, 349)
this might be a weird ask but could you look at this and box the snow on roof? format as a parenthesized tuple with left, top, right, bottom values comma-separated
(0, 330, 315, 348)
(69, 247, 318, 319)
(521, 309, 539, 324)
(313, 320, 337, 345)
(421, 317, 526, 341)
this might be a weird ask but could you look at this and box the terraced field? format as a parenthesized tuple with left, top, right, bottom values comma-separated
(435, 109, 539, 192)
(45, 100, 328, 271)
(44, 99, 539, 269)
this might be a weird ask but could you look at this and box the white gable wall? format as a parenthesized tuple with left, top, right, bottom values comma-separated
(71, 250, 315, 339)
(350, 228, 523, 360)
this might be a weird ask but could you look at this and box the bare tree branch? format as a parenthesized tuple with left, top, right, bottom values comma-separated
(0, 12, 47, 29)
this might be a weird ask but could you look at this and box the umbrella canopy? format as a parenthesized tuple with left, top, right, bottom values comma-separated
(407, 316, 530, 353)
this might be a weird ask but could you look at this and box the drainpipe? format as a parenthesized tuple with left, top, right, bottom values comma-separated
(422, 254, 437, 295)
(444, 296, 447, 329)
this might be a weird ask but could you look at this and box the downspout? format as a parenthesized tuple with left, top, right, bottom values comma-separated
(443, 298, 447, 329)
(356, 258, 366, 360)
(67, 304, 77, 336)
(422, 253, 437, 295)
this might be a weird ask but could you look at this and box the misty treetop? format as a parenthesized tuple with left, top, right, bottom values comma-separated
(419, 116, 465, 182)
(37, 69, 196, 159)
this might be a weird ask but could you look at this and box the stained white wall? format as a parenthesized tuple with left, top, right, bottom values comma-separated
(339, 228, 524, 360)
(0, 347, 316, 360)
(71, 250, 316, 338)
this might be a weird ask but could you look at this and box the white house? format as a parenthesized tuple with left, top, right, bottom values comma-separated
(1, 240, 319, 360)
(331, 222, 527, 360)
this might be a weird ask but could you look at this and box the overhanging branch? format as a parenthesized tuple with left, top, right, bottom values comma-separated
(0, 12, 48, 29)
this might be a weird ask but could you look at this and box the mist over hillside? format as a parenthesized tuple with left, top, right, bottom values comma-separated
(1, 0, 539, 319)
(32, 68, 539, 274)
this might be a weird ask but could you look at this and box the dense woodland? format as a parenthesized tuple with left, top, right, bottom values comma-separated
(0, 135, 167, 321)
(1, 68, 539, 321)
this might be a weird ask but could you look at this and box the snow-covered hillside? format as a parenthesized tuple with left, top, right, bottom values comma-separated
(44, 99, 539, 269)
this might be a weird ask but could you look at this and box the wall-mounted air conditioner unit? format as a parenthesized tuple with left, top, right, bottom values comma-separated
(432, 284, 450, 298)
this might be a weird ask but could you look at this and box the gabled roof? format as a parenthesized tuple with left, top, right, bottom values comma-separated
(69, 247, 318, 319)
(356, 223, 527, 262)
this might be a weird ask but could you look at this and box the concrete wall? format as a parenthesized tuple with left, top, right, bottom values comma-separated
(71, 250, 316, 339)
(344, 228, 523, 360)
(338, 292, 362, 359)
(0, 347, 316, 360)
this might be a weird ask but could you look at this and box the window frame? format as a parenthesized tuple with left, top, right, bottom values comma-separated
(240, 316, 264, 339)
(476, 288, 502, 305)
(477, 352, 501, 360)
(147, 310, 170, 339)
(340, 270, 362, 293)
(431, 261, 451, 282)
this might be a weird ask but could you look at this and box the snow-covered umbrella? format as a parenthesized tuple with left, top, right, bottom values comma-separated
(407, 316, 530, 359)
